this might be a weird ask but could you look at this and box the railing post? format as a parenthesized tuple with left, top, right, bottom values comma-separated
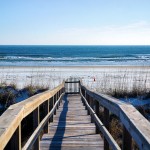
(57, 92, 59, 109)
(61, 88, 63, 103)
(58, 90, 61, 106)
(50, 97, 54, 122)
(44, 100, 49, 133)
(33, 107, 40, 150)
(5, 124, 21, 150)
(95, 100, 100, 134)
(87, 94, 90, 115)
(83, 90, 86, 106)
(54, 94, 57, 115)
(81, 88, 85, 97)
(90, 97, 94, 123)
(104, 107, 109, 150)
(122, 125, 132, 150)
(84, 90, 86, 99)
(81, 89, 85, 106)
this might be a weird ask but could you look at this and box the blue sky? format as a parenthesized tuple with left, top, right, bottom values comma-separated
(0, 0, 150, 45)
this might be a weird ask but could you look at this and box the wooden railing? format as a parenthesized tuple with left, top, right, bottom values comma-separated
(0, 82, 65, 150)
(80, 84, 150, 150)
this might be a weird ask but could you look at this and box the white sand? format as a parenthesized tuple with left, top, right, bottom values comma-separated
(0, 66, 150, 92)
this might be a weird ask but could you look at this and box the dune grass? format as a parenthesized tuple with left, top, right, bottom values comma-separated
(0, 78, 50, 115)
(87, 69, 150, 99)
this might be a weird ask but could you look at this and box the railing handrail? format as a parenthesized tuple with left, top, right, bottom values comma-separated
(81, 84, 150, 150)
(0, 82, 64, 149)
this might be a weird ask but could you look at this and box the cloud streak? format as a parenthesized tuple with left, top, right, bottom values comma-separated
(49, 21, 150, 45)
(1, 21, 150, 45)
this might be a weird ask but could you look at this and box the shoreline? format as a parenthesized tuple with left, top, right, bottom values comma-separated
(0, 65, 149, 69)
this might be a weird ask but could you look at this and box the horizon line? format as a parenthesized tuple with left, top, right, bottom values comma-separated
(0, 44, 150, 46)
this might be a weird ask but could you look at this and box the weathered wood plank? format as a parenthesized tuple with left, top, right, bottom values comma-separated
(5, 124, 21, 150)
(33, 107, 40, 150)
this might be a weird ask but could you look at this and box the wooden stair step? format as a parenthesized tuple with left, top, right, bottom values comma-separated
(40, 141, 103, 146)
(61, 102, 83, 104)
(42, 134, 101, 139)
(41, 134, 102, 143)
(54, 115, 91, 119)
(49, 126, 95, 130)
(49, 127, 96, 132)
(49, 130, 96, 136)
(40, 146, 103, 150)
(56, 109, 87, 113)
(53, 118, 91, 122)
(58, 105, 85, 108)
(49, 123, 95, 128)
(58, 107, 85, 110)
(54, 113, 88, 117)
(52, 121, 92, 125)
(55, 111, 87, 115)
(54, 115, 90, 118)
(61, 101, 83, 103)
(56, 110, 86, 113)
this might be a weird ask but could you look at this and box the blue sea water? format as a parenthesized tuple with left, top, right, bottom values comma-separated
(0, 45, 150, 66)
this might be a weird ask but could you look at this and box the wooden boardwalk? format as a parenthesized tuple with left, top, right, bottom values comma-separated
(40, 94, 104, 150)
(0, 79, 150, 150)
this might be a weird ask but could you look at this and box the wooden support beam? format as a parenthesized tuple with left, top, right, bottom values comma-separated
(90, 97, 94, 123)
(87, 94, 90, 115)
(54, 94, 56, 115)
(84, 89, 86, 97)
(95, 100, 100, 134)
(104, 107, 109, 150)
(82, 88, 85, 97)
(43, 100, 49, 133)
(33, 107, 40, 150)
(122, 125, 132, 150)
(89, 96, 92, 107)
(5, 124, 21, 150)
(57, 92, 59, 109)
(58, 90, 61, 106)
(83, 90, 87, 106)
(60, 89, 63, 103)
(49, 97, 54, 122)
(95, 101, 100, 117)
(58, 90, 60, 98)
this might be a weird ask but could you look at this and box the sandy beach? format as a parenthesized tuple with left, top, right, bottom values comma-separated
(0, 66, 149, 92)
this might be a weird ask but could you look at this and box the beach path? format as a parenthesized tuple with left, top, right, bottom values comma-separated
(40, 94, 104, 150)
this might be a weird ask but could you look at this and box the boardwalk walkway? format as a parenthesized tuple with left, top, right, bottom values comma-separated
(40, 94, 104, 150)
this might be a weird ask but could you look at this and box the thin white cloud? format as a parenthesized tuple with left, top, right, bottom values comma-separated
(49, 21, 150, 45)
(1, 21, 150, 45)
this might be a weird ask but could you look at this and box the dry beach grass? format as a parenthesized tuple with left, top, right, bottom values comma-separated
(0, 66, 150, 91)
(0, 66, 149, 115)
(0, 66, 150, 110)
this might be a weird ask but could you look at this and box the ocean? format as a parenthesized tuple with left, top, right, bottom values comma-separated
(0, 45, 150, 66)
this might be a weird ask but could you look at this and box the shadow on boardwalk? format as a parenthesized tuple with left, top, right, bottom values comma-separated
(49, 94, 68, 149)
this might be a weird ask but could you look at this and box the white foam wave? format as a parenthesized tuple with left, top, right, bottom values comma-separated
(1, 55, 150, 61)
